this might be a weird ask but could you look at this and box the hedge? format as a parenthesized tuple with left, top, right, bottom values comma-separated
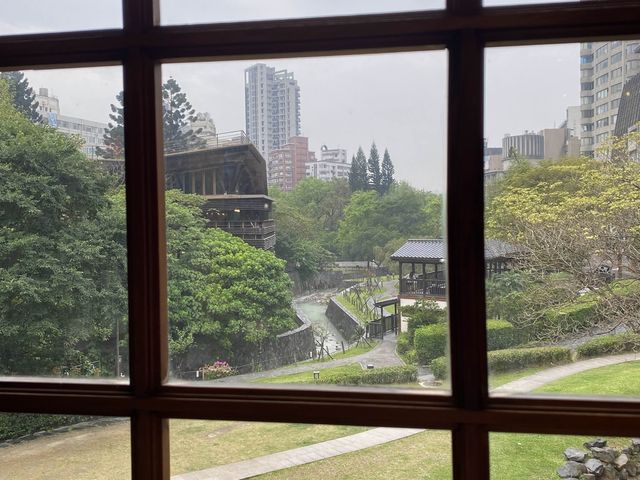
(543, 298, 599, 336)
(0, 413, 94, 442)
(429, 346, 572, 380)
(576, 333, 640, 359)
(415, 320, 520, 364)
(396, 333, 412, 355)
(317, 365, 418, 386)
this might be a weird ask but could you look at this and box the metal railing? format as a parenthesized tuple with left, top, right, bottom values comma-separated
(400, 278, 447, 297)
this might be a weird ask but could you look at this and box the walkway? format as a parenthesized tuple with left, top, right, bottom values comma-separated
(171, 427, 422, 480)
(491, 352, 640, 395)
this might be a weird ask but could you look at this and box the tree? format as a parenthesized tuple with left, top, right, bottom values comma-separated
(348, 147, 369, 192)
(162, 78, 205, 154)
(96, 90, 125, 159)
(381, 148, 395, 194)
(367, 142, 382, 191)
(0, 71, 41, 123)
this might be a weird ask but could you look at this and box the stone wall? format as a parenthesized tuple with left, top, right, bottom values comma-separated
(325, 298, 363, 342)
(288, 270, 346, 295)
(557, 438, 640, 479)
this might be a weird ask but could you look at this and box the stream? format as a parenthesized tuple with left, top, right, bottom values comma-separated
(294, 300, 348, 355)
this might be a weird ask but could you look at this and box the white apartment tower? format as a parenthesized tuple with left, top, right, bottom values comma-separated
(580, 40, 640, 156)
(244, 63, 301, 161)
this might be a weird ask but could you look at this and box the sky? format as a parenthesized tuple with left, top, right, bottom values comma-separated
(3, 1, 583, 192)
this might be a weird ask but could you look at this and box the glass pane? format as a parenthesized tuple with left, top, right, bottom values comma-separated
(170, 420, 451, 479)
(484, 41, 640, 398)
(161, 51, 448, 392)
(160, 0, 444, 26)
(1, 1, 122, 36)
(0, 66, 128, 380)
(491, 433, 639, 479)
(0, 413, 130, 479)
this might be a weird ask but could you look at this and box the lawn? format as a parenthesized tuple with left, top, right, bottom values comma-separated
(253, 363, 363, 384)
(536, 360, 640, 396)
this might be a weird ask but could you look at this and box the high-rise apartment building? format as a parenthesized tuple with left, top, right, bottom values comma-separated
(580, 40, 640, 156)
(306, 145, 350, 182)
(244, 63, 301, 161)
(268, 136, 314, 191)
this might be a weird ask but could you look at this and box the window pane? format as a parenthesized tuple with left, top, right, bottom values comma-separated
(0, 66, 128, 381)
(491, 433, 638, 479)
(0, 413, 130, 479)
(484, 41, 640, 398)
(160, 0, 444, 26)
(161, 52, 448, 393)
(0, 1, 122, 36)
(170, 420, 451, 479)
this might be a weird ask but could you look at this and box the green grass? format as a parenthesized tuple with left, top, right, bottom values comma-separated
(253, 363, 364, 384)
(310, 340, 378, 363)
(535, 360, 640, 396)
(489, 366, 548, 388)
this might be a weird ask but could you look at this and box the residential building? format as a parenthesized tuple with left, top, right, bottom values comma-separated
(502, 123, 579, 171)
(36, 87, 107, 159)
(244, 63, 301, 162)
(268, 136, 314, 191)
(580, 40, 640, 156)
(182, 112, 217, 146)
(502, 131, 544, 169)
(483, 142, 503, 184)
(305, 145, 350, 181)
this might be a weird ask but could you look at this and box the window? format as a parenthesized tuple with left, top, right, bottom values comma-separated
(611, 82, 623, 94)
(595, 58, 608, 72)
(595, 88, 608, 100)
(611, 52, 623, 64)
(595, 117, 609, 129)
(595, 103, 609, 115)
(595, 44, 609, 58)
(580, 95, 593, 105)
(595, 73, 609, 86)
(2, 2, 640, 480)
(611, 98, 620, 109)
(611, 66, 623, 78)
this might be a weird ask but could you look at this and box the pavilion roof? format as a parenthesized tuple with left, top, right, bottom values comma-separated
(390, 239, 521, 263)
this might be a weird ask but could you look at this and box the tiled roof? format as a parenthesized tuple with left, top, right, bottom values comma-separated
(614, 72, 640, 137)
(390, 239, 520, 262)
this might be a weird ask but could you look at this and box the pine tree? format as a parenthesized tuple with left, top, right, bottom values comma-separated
(96, 90, 125, 159)
(348, 147, 368, 192)
(0, 71, 42, 123)
(162, 78, 204, 154)
(381, 148, 395, 194)
(367, 142, 382, 192)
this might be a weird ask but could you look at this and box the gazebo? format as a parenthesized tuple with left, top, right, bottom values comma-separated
(391, 239, 520, 299)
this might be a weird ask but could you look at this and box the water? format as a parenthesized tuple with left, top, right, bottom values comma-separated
(295, 301, 347, 355)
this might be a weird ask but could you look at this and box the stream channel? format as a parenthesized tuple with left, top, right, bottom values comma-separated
(294, 300, 348, 355)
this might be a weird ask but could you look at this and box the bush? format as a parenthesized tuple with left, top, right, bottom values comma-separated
(543, 298, 599, 336)
(396, 332, 412, 355)
(414, 323, 448, 364)
(317, 365, 418, 386)
(402, 300, 446, 342)
(430, 346, 572, 380)
(487, 319, 520, 350)
(201, 360, 236, 380)
(576, 333, 640, 359)
(0, 414, 93, 442)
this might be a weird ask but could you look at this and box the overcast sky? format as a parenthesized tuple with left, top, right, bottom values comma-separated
(4, 1, 581, 192)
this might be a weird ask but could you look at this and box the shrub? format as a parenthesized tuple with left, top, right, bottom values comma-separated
(576, 333, 640, 359)
(317, 365, 418, 386)
(414, 323, 448, 364)
(543, 298, 599, 336)
(402, 300, 446, 342)
(201, 360, 236, 380)
(396, 332, 412, 355)
(0, 414, 93, 442)
(430, 356, 448, 380)
(487, 319, 520, 350)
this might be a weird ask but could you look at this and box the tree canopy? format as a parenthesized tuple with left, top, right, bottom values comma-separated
(0, 71, 41, 123)
(162, 78, 205, 154)
(96, 91, 125, 159)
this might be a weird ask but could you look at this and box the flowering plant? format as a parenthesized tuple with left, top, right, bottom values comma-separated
(201, 360, 235, 380)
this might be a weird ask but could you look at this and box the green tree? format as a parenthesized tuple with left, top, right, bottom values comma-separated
(162, 78, 205, 154)
(348, 147, 369, 192)
(0, 71, 41, 123)
(96, 90, 125, 159)
(381, 148, 395, 194)
(367, 142, 382, 191)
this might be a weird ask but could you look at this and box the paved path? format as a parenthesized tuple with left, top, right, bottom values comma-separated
(171, 427, 423, 480)
(491, 352, 640, 395)
(209, 334, 403, 384)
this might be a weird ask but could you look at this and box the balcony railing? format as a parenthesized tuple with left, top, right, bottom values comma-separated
(399, 278, 447, 298)
(210, 219, 275, 236)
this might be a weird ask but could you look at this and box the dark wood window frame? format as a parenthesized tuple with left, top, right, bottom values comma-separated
(2, 0, 640, 478)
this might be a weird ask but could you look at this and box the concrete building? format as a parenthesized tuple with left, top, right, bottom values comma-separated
(244, 63, 301, 162)
(483, 142, 503, 184)
(580, 40, 640, 156)
(305, 145, 350, 181)
(502, 131, 544, 170)
(182, 112, 217, 147)
(268, 136, 314, 191)
(36, 87, 107, 159)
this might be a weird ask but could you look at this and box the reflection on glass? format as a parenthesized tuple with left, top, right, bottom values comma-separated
(491, 433, 639, 479)
(0, 1, 122, 36)
(484, 41, 640, 397)
(170, 420, 450, 479)
(160, 0, 444, 25)
(0, 66, 128, 380)
(0, 413, 130, 480)
(160, 52, 448, 390)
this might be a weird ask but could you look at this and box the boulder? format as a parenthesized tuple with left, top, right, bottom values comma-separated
(616, 454, 630, 469)
(579, 475, 596, 480)
(585, 458, 605, 475)
(558, 461, 588, 478)
(591, 447, 617, 463)
(565, 447, 588, 462)
(585, 438, 608, 449)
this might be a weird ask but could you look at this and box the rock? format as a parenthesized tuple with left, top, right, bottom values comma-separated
(585, 459, 605, 475)
(601, 465, 618, 480)
(558, 461, 588, 478)
(628, 463, 638, 476)
(617, 454, 631, 469)
(579, 475, 596, 480)
(565, 447, 588, 462)
(632, 439, 640, 452)
(592, 447, 617, 463)
(585, 438, 608, 449)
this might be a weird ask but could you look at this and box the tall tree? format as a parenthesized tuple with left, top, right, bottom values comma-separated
(367, 142, 382, 191)
(0, 71, 41, 123)
(96, 90, 125, 159)
(348, 146, 368, 192)
(162, 77, 204, 154)
(381, 148, 395, 194)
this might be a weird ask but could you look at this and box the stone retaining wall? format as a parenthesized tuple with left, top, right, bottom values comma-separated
(557, 438, 640, 479)
(325, 298, 362, 342)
